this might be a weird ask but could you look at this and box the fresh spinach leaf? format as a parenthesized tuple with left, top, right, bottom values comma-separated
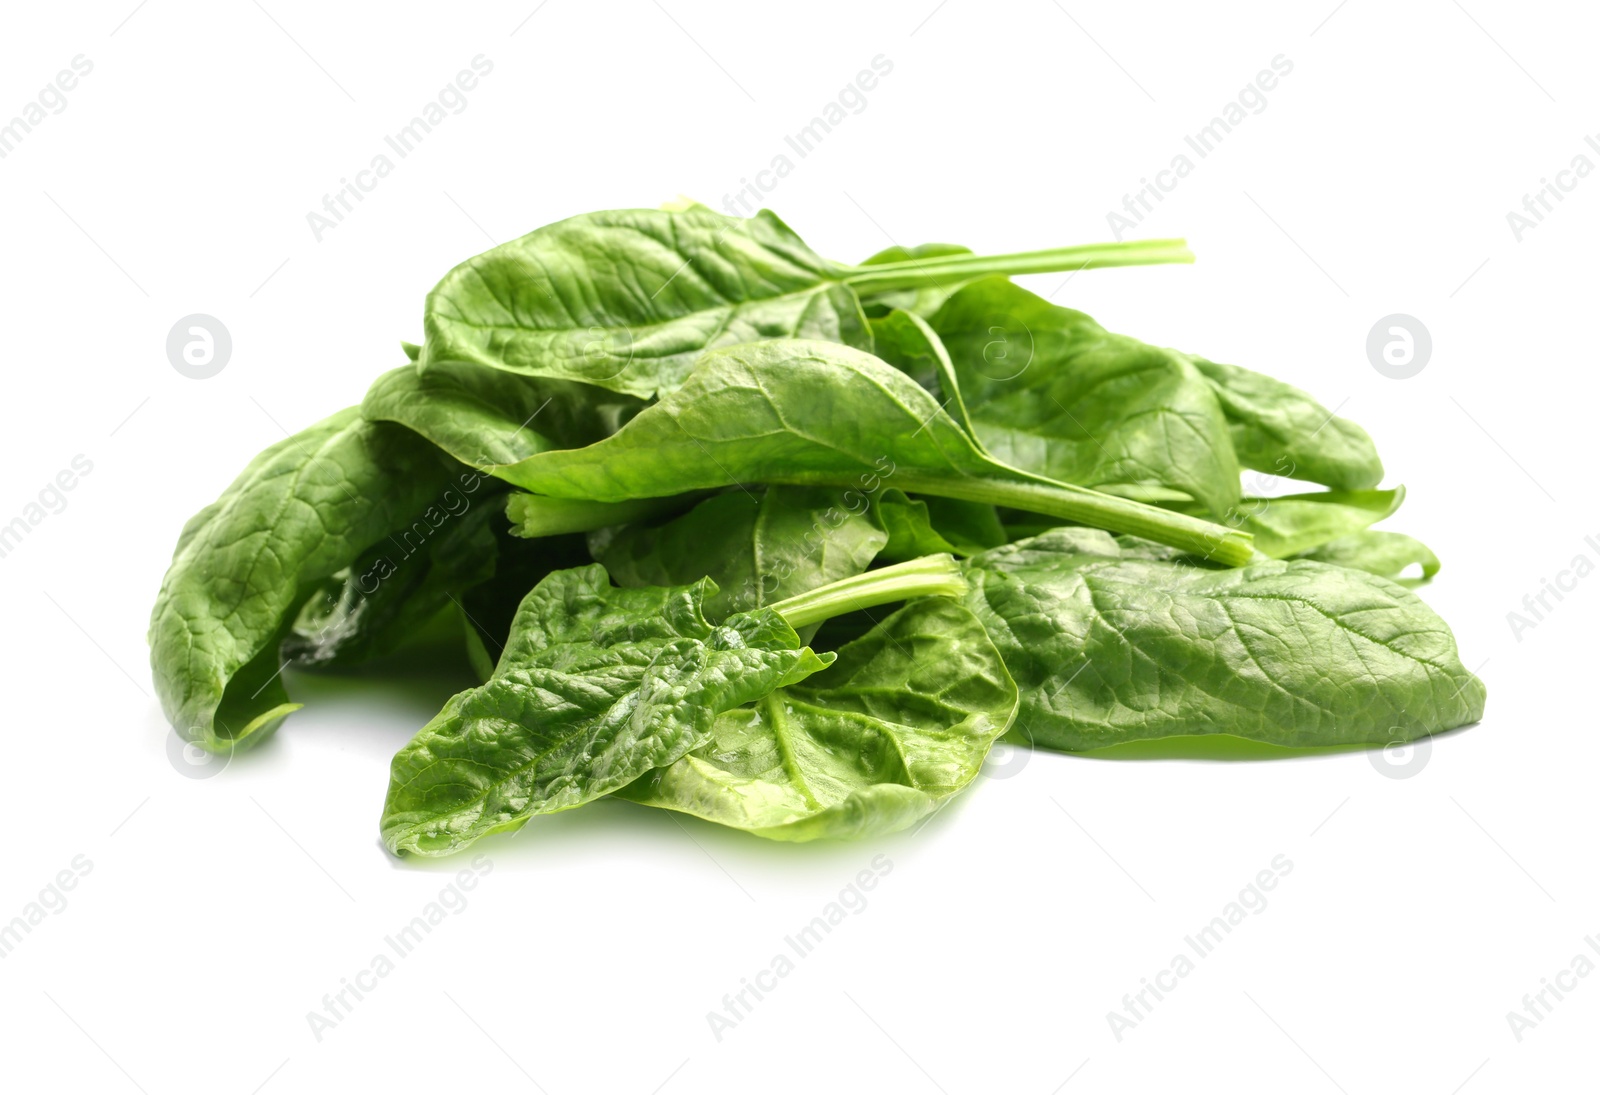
(1299, 530, 1440, 586)
(284, 487, 501, 669)
(1220, 487, 1404, 558)
(417, 206, 1195, 399)
(597, 486, 888, 621)
(381, 555, 966, 855)
(620, 597, 1017, 840)
(496, 338, 1255, 565)
(148, 409, 459, 749)
(1191, 357, 1383, 491)
(362, 359, 643, 471)
(964, 528, 1485, 751)
(932, 278, 1241, 517)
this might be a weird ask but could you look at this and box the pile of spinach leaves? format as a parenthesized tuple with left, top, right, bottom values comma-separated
(148, 203, 1484, 857)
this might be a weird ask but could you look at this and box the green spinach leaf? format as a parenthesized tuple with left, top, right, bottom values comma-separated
(597, 486, 888, 621)
(1192, 357, 1383, 490)
(148, 409, 458, 748)
(965, 528, 1485, 751)
(418, 206, 1194, 399)
(496, 338, 1255, 565)
(381, 566, 835, 856)
(1299, 530, 1440, 586)
(362, 360, 643, 470)
(932, 278, 1241, 517)
(1222, 487, 1404, 558)
(620, 597, 1017, 840)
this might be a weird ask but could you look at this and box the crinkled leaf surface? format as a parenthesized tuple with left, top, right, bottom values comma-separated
(380, 566, 833, 856)
(965, 528, 1485, 751)
(620, 597, 1017, 841)
(1192, 357, 1383, 490)
(148, 408, 456, 747)
(932, 278, 1241, 517)
(417, 207, 872, 399)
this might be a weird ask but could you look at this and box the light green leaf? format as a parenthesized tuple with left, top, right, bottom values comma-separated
(1192, 356, 1383, 490)
(1299, 530, 1440, 586)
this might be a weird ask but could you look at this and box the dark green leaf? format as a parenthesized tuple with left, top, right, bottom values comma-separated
(597, 487, 887, 621)
(965, 528, 1485, 751)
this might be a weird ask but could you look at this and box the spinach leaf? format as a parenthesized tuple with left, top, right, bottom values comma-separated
(381, 567, 834, 856)
(148, 409, 459, 748)
(869, 308, 983, 446)
(284, 488, 500, 669)
(497, 338, 1256, 565)
(1299, 530, 1440, 586)
(417, 206, 1195, 399)
(380, 555, 966, 855)
(872, 489, 1005, 560)
(965, 529, 1485, 751)
(362, 359, 643, 470)
(597, 486, 888, 621)
(620, 597, 1017, 840)
(1222, 487, 1404, 558)
(931, 278, 1241, 517)
(1192, 357, 1383, 490)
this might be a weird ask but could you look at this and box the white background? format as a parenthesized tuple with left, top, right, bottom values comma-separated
(0, 1, 1592, 1091)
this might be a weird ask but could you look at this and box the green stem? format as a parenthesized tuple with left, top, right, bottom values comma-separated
(767, 555, 967, 629)
(840, 239, 1194, 293)
(893, 473, 1256, 566)
(506, 494, 690, 538)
